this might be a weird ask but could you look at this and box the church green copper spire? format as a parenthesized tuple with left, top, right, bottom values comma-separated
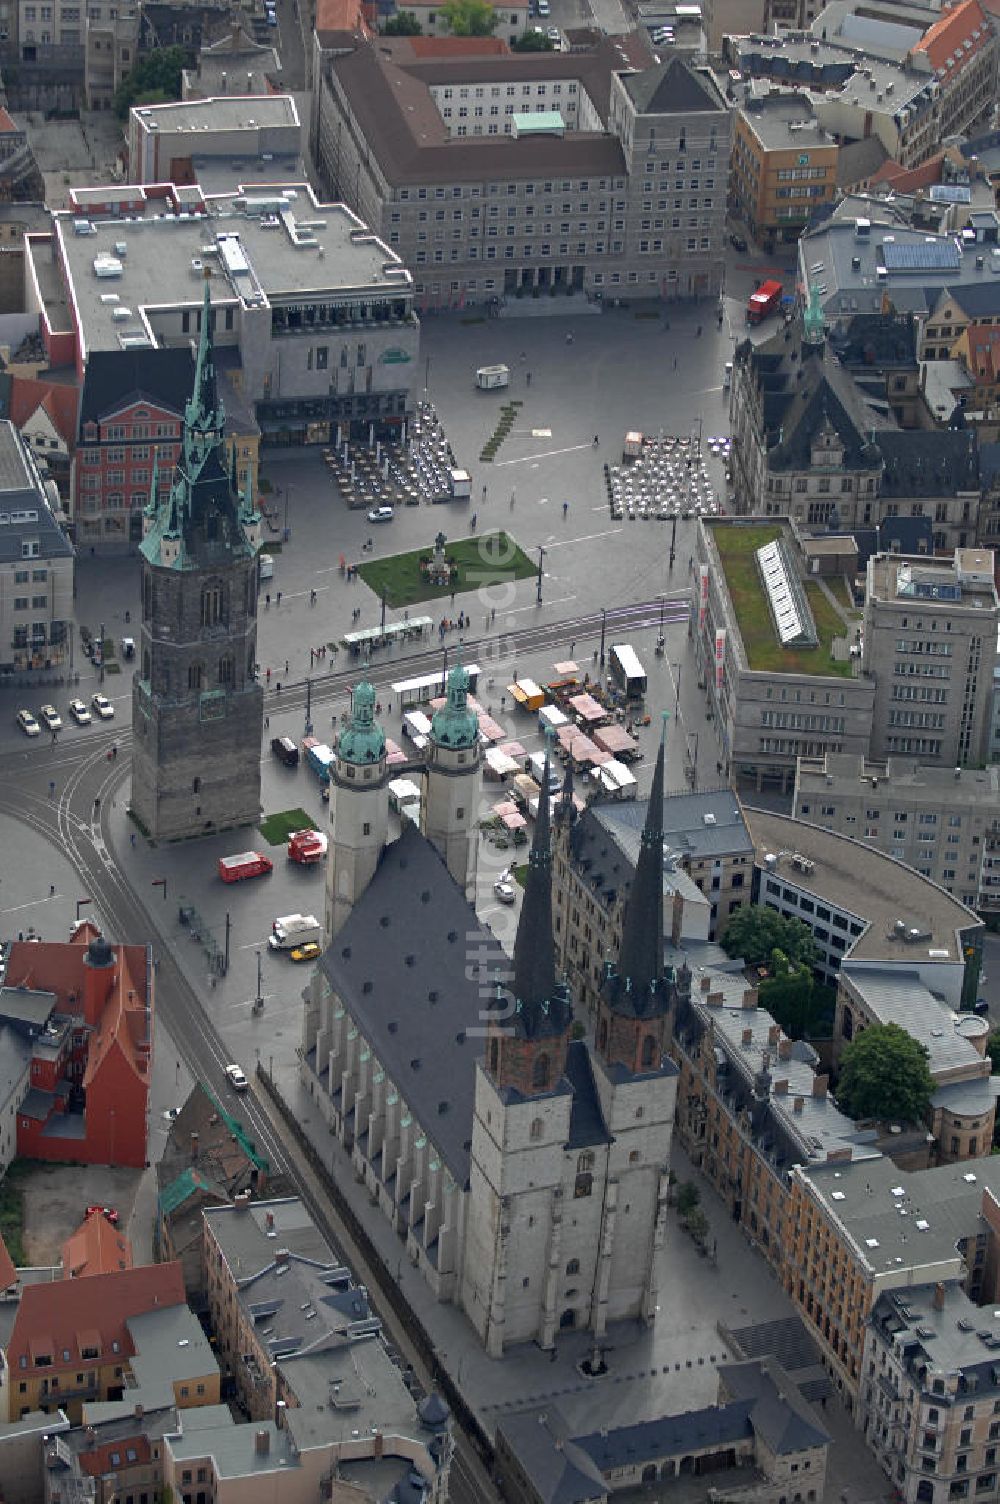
(339, 681, 386, 766)
(431, 653, 479, 750)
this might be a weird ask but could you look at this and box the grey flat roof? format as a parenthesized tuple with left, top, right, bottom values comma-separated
(799, 217, 1000, 324)
(132, 93, 299, 135)
(281, 1340, 429, 1452)
(740, 99, 834, 152)
(839, 965, 985, 1077)
(873, 1280, 1000, 1378)
(42, 186, 409, 358)
(797, 755, 1000, 810)
(0, 984, 57, 1030)
(204, 1197, 335, 1272)
(743, 807, 979, 965)
(168, 1414, 297, 1476)
(798, 1153, 1000, 1275)
(127, 1305, 219, 1386)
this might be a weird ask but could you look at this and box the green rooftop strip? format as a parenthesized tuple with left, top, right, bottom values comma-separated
(709, 522, 855, 678)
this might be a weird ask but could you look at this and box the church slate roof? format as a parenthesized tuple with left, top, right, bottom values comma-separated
(564, 1042, 612, 1149)
(79, 347, 196, 429)
(876, 429, 979, 496)
(319, 822, 507, 1189)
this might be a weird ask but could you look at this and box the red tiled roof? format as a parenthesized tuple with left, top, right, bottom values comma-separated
(0, 108, 18, 133)
(0, 1232, 17, 1292)
(8, 1262, 185, 1376)
(916, 0, 988, 75)
(407, 35, 510, 55)
(869, 153, 947, 193)
(8, 376, 79, 448)
(62, 1212, 134, 1279)
(81, 1434, 152, 1478)
(315, 0, 366, 38)
(964, 322, 1000, 384)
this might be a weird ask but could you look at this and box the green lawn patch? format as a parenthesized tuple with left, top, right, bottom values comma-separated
(513, 862, 529, 888)
(0, 1160, 31, 1266)
(710, 523, 854, 678)
(357, 531, 535, 608)
(259, 807, 314, 845)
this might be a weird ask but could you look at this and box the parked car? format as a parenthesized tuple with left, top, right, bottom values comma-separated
(367, 506, 395, 524)
(38, 704, 62, 733)
(290, 941, 321, 963)
(224, 1063, 249, 1091)
(493, 879, 517, 905)
(729, 232, 748, 252)
(91, 693, 114, 720)
(68, 698, 92, 725)
(536, 0, 550, 14)
(16, 709, 40, 737)
(546, 25, 561, 43)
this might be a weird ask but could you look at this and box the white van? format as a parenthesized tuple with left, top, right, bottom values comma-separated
(403, 709, 433, 746)
(259, 553, 275, 580)
(723, 362, 733, 391)
(268, 913, 322, 951)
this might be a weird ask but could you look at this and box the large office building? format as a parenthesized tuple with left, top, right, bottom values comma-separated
(862, 549, 999, 768)
(794, 754, 1000, 914)
(693, 516, 876, 791)
(311, 25, 730, 308)
(729, 91, 839, 251)
(24, 180, 416, 547)
(126, 93, 301, 185)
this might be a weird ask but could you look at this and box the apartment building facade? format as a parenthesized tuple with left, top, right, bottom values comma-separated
(312, 31, 730, 308)
(0, 419, 73, 674)
(794, 754, 1000, 914)
(862, 550, 999, 767)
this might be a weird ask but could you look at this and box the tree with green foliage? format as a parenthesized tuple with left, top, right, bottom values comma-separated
(758, 949, 822, 1040)
(675, 1181, 700, 1217)
(383, 9, 423, 32)
(512, 27, 555, 48)
(722, 905, 818, 971)
(442, 0, 498, 33)
(836, 1022, 934, 1125)
(113, 45, 187, 119)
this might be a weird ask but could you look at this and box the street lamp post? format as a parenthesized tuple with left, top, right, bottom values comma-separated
(255, 949, 263, 1010)
(536, 546, 546, 605)
(305, 677, 313, 737)
(599, 607, 607, 669)
(151, 878, 167, 902)
(669, 511, 677, 570)
(98, 619, 105, 684)
(672, 661, 683, 718)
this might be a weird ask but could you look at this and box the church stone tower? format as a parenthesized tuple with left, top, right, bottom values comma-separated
(463, 767, 576, 1356)
(421, 657, 481, 900)
(592, 729, 677, 1325)
(326, 681, 388, 941)
(131, 279, 263, 841)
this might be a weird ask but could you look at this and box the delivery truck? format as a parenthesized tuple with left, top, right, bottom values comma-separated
(218, 851, 273, 884)
(747, 279, 782, 325)
(268, 913, 322, 951)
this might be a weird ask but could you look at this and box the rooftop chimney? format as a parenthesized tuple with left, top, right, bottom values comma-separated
(778, 1038, 793, 1061)
(741, 1027, 753, 1047)
(774, 1078, 789, 1095)
(701, 975, 712, 993)
(190, 1131, 199, 1160)
(706, 990, 724, 1007)
(255, 1429, 270, 1456)
(768, 1024, 780, 1046)
(266, 1211, 275, 1231)
(275, 1248, 290, 1264)
(793, 1096, 805, 1114)
(374, 1430, 384, 1458)
(812, 1074, 829, 1099)
(742, 988, 757, 1010)
(933, 1282, 946, 1311)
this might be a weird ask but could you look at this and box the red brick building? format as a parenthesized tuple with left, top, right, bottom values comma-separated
(1, 923, 152, 1169)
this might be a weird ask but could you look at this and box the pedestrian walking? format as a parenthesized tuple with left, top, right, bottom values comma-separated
(563, 501, 569, 518)
(48, 780, 55, 798)
(265, 592, 271, 608)
(266, 667, 272, 683)
(276, 591, 282, 605)
(491, 608, 496, 624)
(130, 832, 136, 848)
(526, 371, 531, 387)
(264, 715, 270, 729)
(310, 588, 317, 606)
(284, 659, 289, 674)
(49, 884, 55, 897)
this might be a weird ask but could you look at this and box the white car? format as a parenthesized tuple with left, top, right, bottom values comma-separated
(224, 1064, 248, 1092)
(91, 693, 114, 720)
(39, 704, 62, 733)
(367, 506, 395, 524)
(68, 698, 92, 725)
(16, 708, 40, 737)
(494, 879, 517, 905)
(546, 25, 562, 43)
